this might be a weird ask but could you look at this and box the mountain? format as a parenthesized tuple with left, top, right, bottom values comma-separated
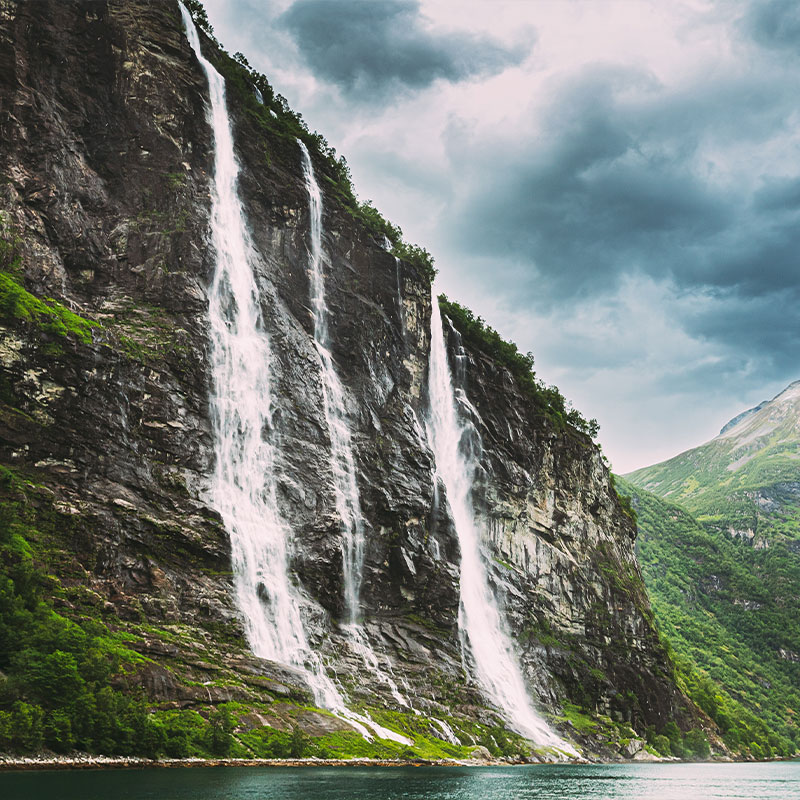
(0, 0, 699, 761)
(626, 381, 800, 547)
(623, 380, 800, 757)
(718, 399, 770, 436)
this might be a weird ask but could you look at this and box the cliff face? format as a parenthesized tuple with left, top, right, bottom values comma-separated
(0, 0, 694, 756)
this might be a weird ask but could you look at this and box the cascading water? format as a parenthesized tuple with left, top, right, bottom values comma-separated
(425, 288, 571, 751)
(298, 140, 364, 623)
(297, 140, 410, 712)
(180, 1, 306, 669)
(179, 5, 409, 746)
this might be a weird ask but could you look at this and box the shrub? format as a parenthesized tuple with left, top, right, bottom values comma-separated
(684, 729, 710, 759)
(438, 295, 598, 438)
(653, 734, 671, 756)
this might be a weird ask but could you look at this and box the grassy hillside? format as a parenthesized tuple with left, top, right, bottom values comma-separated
(626, 382, 800, 545)
(618, 477, 800, 758)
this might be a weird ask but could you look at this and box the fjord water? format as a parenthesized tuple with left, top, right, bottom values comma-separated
(425, 295, 566, 749)
(3, 763, 798, 800)
(179, 7, 408, 745)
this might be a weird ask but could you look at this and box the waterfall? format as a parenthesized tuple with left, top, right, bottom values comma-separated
(431, 717, 461, 746)
(298, 140, 364, 623)
(297, 140, 410, 710)
(425, 288, 569, 750)
(179, 4, 410, 746)
(180, 1, 306, 668)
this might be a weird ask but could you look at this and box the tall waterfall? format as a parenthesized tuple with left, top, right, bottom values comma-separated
(180, 2, 306, 668)
(425, 290, 568, 749)
(298, 141, 410, 711)
(179, 5, 410, 746)
(298, 141, 365, 623)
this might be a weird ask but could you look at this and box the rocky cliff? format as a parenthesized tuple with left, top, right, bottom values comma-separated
(0, 0, 697, 759)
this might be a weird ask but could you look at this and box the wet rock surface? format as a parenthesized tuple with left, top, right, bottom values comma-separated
(0, 0, 693, 750)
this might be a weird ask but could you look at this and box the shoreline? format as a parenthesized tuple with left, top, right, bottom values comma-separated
(0, 755, 539, 772)
(1, 753, 783, 772)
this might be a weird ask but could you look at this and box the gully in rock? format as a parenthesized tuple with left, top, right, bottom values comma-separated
(425, 288, 572, 752)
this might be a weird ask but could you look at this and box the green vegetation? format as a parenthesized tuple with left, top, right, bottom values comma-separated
(437, 296, 599, 438)
(554, 701, 712, 760)
(642, 721, 710, 759)
(183, 2, 435, 282)
(624, 391, 800, 758)
(0, 215, 97, 346)
(609, 473, 637, 524)
(0, 467, 162, 755)
(618, 477, 800, 759)
(0, 273, 96, 346)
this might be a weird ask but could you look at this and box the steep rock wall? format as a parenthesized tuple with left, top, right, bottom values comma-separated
(0, 0, 694, 752)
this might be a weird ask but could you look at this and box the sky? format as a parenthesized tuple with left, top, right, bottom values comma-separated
(202, 0, 800, 473)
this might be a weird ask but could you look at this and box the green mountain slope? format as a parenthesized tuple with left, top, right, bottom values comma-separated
(620, 380, 800, 758)
(618, 478, 799, 757)
(626, 381, 800, 544)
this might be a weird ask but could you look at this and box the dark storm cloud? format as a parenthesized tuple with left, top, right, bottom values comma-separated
(444, 62, 800, 383)
(280, 0, 531, 100)
(679, 287, 800, 388)
(742, 0, 800, 51)
(450, 70, 732, 296)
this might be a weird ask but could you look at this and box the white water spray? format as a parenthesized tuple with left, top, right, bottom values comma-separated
(298, 140, 365, 623)
(298, 140, 411, 711)
(431, 717, 461, 746)
(425, 289, 570, 750)
(179, 5, 409, 746)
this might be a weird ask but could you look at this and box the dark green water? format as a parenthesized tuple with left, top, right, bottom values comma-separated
(1, 762, 797, 800)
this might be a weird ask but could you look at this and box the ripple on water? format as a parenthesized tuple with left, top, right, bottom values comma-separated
(1, 763, 799, 800)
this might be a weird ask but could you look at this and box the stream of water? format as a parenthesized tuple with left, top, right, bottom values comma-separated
(179, 4, 407, 746)
(297, 140, 413, 721)
(425, 291, 569, 751)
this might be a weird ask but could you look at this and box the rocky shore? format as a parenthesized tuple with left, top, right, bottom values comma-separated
(0, 754, 551, 771)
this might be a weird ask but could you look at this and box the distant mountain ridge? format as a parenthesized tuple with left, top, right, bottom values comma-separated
(621, 378, 800, 758)
(718, 379, 800, 442)
(719, 400, 769, 436)
(625, 379, 800, 541)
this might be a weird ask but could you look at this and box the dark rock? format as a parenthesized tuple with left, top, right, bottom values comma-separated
(0, 0, 694, 751)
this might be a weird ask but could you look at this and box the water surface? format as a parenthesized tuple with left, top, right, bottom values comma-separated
(1, 762, 797, 800)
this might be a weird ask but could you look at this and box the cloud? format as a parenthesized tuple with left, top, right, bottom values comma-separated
(279, 0, 532, 101)
(681, 287, 800, 378)
(445, 70, 729, 294)
(742, 0, 800, 51)
(435, 55, 800, 386)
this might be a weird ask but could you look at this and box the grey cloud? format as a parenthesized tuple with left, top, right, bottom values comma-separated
(450, 72, 731, 297)
(685, 287, 800, 345)
(442, 64, 800, 386)
(280, 0, 532, 100)
(742, 0, 800, 51)
(754, 176, 800, 211)
(681, 288, 800, 381)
